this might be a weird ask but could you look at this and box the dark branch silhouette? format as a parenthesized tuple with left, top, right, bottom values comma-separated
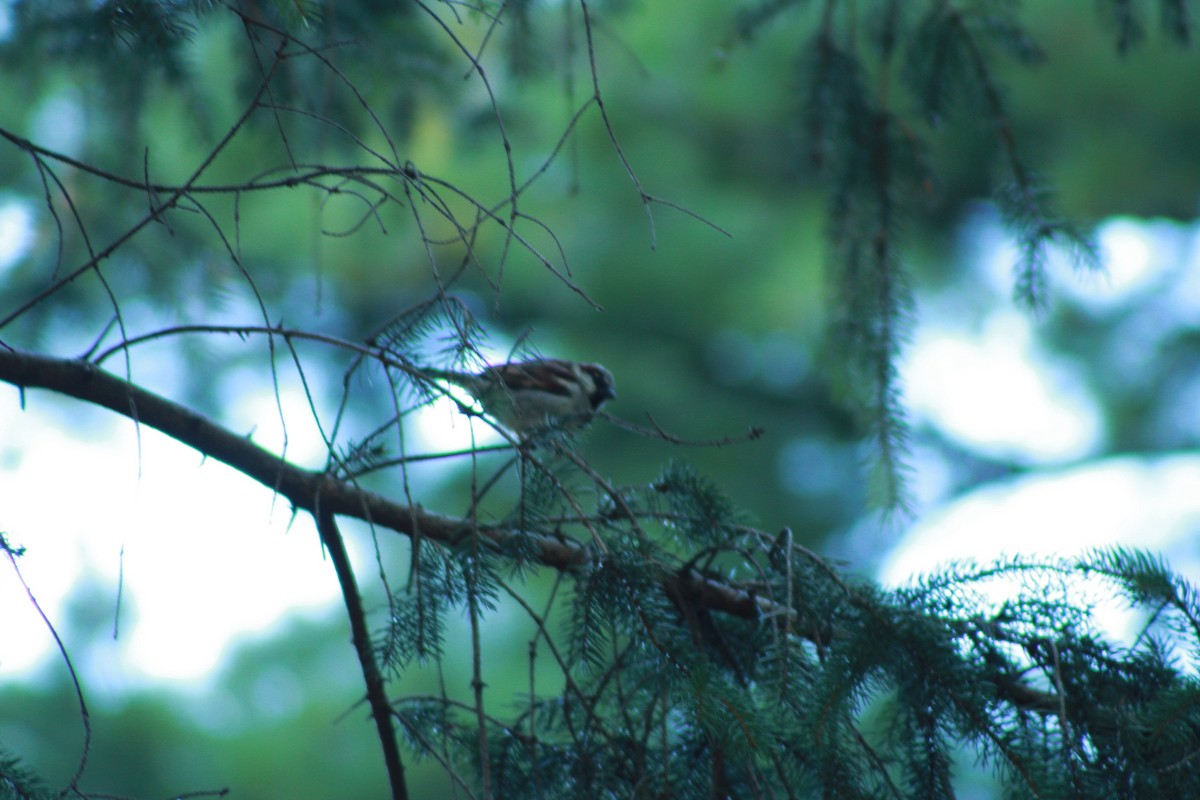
(0, 346, 1061, 722)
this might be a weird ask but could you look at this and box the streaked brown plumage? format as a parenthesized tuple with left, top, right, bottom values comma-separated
(424, 358, 616, 435)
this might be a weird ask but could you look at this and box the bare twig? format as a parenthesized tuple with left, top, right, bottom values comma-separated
(314, 504, 410, 800)
(2, 535, 94, 795)
(0, 43, 288, 331)
(602, 411, 765, 447)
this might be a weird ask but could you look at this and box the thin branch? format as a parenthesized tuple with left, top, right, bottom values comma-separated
(314, 504, 410, 800)
(2, 535, 93, 794)
(0, 43, 287, 330)
(603, 411, 765, 447)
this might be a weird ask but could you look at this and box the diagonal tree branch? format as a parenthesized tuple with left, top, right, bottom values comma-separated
(0, 346, 1059, 719)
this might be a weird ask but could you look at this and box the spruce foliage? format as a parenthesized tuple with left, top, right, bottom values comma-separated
(0, 749, 53, 800)
(377, 443, 1200, 798)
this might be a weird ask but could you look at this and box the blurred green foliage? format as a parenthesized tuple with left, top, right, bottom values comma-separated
(3, 1, 1200, 797)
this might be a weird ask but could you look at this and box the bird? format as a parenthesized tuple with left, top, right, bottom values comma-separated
(422, 358, 617, 436)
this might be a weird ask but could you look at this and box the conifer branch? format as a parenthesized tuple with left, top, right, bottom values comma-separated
(0, 346, 1067, 728)
(16, 342, 1195, 795)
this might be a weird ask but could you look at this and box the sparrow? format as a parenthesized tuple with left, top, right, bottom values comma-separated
(423, 358, 617, 436)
